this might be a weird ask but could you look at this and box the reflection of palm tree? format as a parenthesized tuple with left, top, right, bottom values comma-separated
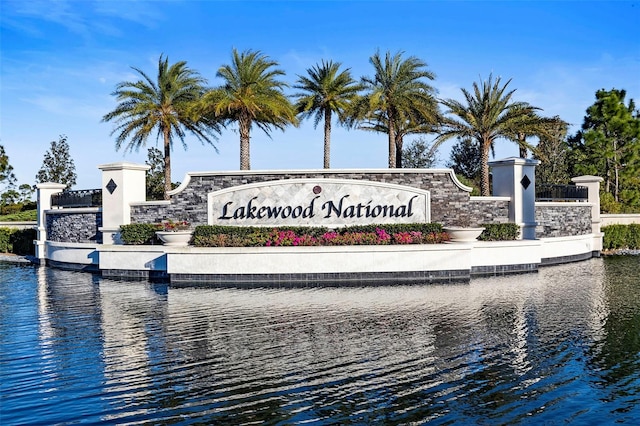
(103, 55, 220, 199)
(203, 49, 298, 170)
(355, 50, 438, 168)
(294, 60, 362, 169)
(437, 74, 541, 196)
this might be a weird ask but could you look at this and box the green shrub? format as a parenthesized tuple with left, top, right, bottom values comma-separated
(0, 227, 36, 254)
(0, 228, 10, 253)
(602, 224, 640, 250)
(629, 224, 640, 249)
(455, 175, 481, 196)
(477, 223, 520, 241)
(11, 228, 36, 254)
(600, 192, 622, 214)
(0, 209, 37, 222)
(119, 223, 161, 245)
(336, 223, 443, 235)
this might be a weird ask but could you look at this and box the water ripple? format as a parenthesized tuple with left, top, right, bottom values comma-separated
(2, 259, 640, 424)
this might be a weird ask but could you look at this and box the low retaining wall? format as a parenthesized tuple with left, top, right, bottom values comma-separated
(0, 221, 36, 230)
(45, 241, 100, 271)
(601, 214, 640, 226)
(43, 234, 599, 286)
(535, 202, 593, 238)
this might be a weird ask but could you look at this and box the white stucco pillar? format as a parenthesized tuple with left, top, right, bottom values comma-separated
(34, 182, 67, 260)
(572, 175, 604, 253)
(98, 162, 150, 244)
(489, 157, 540, 240)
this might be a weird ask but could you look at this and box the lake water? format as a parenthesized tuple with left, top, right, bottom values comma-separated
(1, 257, 639, 425)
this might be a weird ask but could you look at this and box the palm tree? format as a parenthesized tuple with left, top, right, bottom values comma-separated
(437, 74, 541, 196)
(355, 50, 438, 168)
(504, 107, 566, 158)
(102, 55, 220, 199)
(293, 60, 362, 168)
(202, 49, 298, 170)
(356, 108, 440, 167)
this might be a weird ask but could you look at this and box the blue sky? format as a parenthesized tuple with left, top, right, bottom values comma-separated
(1, 0, 639, 190)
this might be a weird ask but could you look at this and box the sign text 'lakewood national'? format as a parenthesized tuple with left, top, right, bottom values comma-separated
(208, 179, 431, 227)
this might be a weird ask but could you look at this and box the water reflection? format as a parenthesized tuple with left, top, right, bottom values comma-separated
(1, 258, 638, 424)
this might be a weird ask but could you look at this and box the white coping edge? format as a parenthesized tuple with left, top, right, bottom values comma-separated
(168, 168, 473, 196)
(45, 234, 598, 277)
(0, 221, 37, 229)
(601, 214, 640, 226)
(45, 207, 101, 214)
(98, 162, 150, 172)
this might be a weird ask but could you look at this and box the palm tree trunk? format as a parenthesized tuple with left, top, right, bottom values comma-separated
(480, 138, 491, 196)
(239, 112, 251, 170)
(163, 126, 171, 200)
(388, 115, 396, 168)
(518, 133, 527, 158)
(395, 134, 403, 168)
(324, 108, 331, 169)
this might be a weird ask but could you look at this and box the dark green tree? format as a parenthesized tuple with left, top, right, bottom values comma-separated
(294, 60, 362, 168)
(401, 136, 439, 168)
(35, 135, 77, 188)
(17, 184, 34, 203)
(533, 117, 570, 185)
(103, 55, 220, 199)
(1, 189, 20, 205)
(0, 144, 16, 188)
(0, 188, 22, 215)
(447, 137, 482, 181)
(201, 49, 298, 170)
(355, 50, 438, 168)
(568, 89, 640, 207)
(437, 74, 542, 195)
(145, 147, 166, 200)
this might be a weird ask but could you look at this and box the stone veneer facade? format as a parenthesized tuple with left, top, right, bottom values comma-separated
(130, 170, 477, 227)
(467, 198, 510, 225)
(535, 203, 592, 238)
(41, 171, 594, 244)
(46, 210, 103, 243)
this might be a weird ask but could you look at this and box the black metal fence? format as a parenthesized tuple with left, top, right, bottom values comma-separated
(536, 184, 588, 201)
(52, 189, 102, 208)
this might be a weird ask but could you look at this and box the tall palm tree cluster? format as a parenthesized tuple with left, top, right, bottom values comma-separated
(103, 49, 563, 199)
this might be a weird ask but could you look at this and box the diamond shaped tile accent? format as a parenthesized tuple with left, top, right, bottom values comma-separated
(106, 179, 117, 194)
(520, 175, 531, 190)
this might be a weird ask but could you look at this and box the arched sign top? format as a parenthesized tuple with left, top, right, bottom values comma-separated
(208, 178, 431, 227)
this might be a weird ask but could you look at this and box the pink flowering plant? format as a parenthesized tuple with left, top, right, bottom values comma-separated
(157, 219, 191, 232)
(192, 223, 450, 247)
(265, 229, 318, 246)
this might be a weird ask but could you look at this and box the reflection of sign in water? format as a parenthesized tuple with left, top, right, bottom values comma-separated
(208, 179, 430, 227)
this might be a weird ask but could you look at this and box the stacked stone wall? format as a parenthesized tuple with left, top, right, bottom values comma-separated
(131, 171, 479, 226)
(46, 211, 102, 243)
(468, 199, 510, 225)
(535, 203, 592, 238)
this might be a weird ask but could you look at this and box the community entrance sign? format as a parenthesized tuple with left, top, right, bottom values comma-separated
(208, 178, 431, 227)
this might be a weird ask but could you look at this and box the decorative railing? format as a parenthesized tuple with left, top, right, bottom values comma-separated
(536, 184, 588, 201)
(51, 189, 102, 208)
